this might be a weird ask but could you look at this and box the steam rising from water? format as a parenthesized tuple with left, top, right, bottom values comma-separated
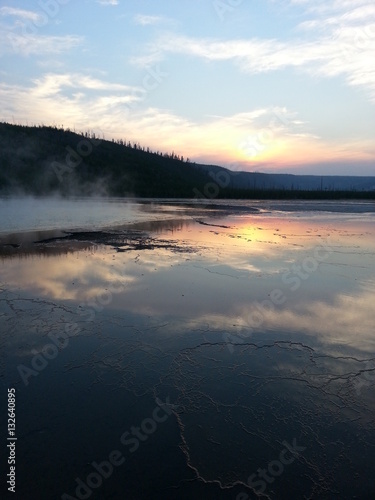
(0, 196, 139, 234)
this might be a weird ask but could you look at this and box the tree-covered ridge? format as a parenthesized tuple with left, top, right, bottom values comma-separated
(0, 122, 204, 197)
(0, 122, 374, 199)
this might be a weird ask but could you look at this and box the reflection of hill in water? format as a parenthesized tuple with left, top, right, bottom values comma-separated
(0, 229, 96, 259)
(0, 241, 96, 260)
(126, 218, 193, 233)
(0, 219, 197, 260)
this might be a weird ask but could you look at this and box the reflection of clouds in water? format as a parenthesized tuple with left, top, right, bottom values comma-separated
(178, 282, 375, 355)
(2, 212, 374, 336)
(235, 286, 375, 351)
(0, 250, 136, 301)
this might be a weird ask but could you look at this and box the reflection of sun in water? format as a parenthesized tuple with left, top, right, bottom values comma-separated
(238, 225, 264, 241)
(234, 222, 280, 246)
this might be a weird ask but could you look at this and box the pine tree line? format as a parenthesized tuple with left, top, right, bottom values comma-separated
(3, 122, 191, 164)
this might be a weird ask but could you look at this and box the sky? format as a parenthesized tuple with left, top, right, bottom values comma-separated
(0, 0, 374, 176)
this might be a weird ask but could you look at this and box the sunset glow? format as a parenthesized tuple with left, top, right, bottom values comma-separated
(0, 0, 374, 175)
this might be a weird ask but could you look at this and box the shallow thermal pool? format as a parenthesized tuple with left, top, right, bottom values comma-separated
(1, 198, 375, 499)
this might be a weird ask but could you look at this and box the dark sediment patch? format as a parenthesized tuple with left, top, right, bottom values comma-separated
(34, 230, 187, 252)
(194, 219, 232, 229)
(0, 216, 209, 258)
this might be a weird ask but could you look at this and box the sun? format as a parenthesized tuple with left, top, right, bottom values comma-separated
(232, 136, 288, 166)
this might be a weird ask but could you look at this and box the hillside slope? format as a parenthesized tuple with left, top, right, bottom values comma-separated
(0, 122, 374, 199)
(0, 123, 212, 197)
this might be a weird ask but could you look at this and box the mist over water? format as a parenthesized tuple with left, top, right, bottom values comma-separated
(1, 197, 374, 236)
(0, 196, 153, 234)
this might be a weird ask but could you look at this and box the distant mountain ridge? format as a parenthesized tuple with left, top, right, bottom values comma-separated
(192, 163, 375, 192)
(0, 122, 374, 198)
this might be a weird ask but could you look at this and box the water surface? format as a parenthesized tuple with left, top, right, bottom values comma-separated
(1, 198, 374, 499)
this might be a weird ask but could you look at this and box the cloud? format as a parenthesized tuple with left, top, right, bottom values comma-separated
(97, 0, 119, 6)
(0, 73, 373, 174)
(151, 28, 374, 82)
(288, 0, 373, 16)
(133, 14, 166, 26)
(129, 51, 164, 68)
(0, 32, 83, 57)
(0, 73, 143, 130)
(132, 1, 375, 103)
(0, 5, 83, 57)
(0, 6, 41, 23)
(31, 73, 139, 96)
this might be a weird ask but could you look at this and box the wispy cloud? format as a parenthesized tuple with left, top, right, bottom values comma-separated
(97, 0, 119, 6)
(133, 14, 168, 26)
(0, 73, 144, 130)
(0, 6, 41, 23)
(0, 4, 84, 57)
(288, 0, 373, 16)
(129, 51, 164, 68)
(0, 31, 83, 57)
(128, 1, 375, 101)
(132, 5, 375, 102)
(32, 73, 138, 96)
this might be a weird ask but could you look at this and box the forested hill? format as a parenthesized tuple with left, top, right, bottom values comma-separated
(0, 122, 212, 197)
(0, 122, 374, 199)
